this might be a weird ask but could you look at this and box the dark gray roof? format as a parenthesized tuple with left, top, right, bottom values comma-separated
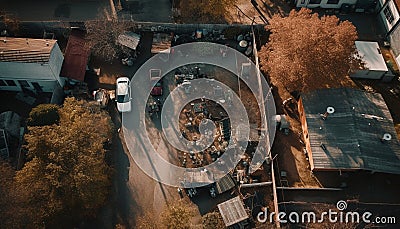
(302, 88, 400, 174)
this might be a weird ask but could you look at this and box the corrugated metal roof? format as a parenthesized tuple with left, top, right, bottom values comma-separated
(302, 88, 400, 174)
(218, 196, 248, 227)
(117, 32, 140, 50)
(60, 30, 89, 81)
(215, 174, 235, 194)
(0, 37, 57, 63)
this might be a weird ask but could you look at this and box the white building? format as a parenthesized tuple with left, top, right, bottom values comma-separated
(351, 41, 392, 80)
(295, 0, 357, 9)
(378, 0, 400, 66)
(0, 37, 64, 93)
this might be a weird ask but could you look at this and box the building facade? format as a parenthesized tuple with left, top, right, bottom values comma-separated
(378, 0, 400, 65)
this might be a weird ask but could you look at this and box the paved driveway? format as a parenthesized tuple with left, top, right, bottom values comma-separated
(0, 0, 110, 21)
(0, 0, 172, 22)
(119, 0, 172, 22)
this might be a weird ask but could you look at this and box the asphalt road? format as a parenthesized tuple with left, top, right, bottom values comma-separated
(119, 0, 172, 22)
(0, 0, 109, 21)
(0, 0, 172, 22)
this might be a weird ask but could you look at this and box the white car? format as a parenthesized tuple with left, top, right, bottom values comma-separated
(116, 77, 132, 112)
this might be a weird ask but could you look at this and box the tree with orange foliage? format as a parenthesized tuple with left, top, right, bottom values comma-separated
(260, 9, 363, 94)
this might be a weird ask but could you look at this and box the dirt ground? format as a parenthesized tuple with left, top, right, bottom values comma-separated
(228, 0, 292, 24)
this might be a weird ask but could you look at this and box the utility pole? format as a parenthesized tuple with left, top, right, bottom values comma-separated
(109, 0, 118, 21)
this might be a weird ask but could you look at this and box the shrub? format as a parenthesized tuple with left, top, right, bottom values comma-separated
(27, 104, 59, 126)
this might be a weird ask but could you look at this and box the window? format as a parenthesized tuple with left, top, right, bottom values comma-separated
(31, 82, 43, 92)
(5, 80, 16, 86)
(18, 80, 29, 88)
(384, 6, 395, 24)
(327, 0, 339, 4)
(0, 80, 6, 86)
(309, 0, 321, 4)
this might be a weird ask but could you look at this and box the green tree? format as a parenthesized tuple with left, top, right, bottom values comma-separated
(27, 104, 59, 126)
(259, 8, 363, 93)
(15, 97, 113, 227)
(202, 211, 225, 229)
(0, 160, 18, 228)
(161, 201, 196, 229)
(179, 0, 237, 23)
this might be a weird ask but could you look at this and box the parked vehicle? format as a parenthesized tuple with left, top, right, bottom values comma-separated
(150, 69, 163, 96)
(93, 89, 110, 109)
(116, 77, 132, 112)
(181, 80, 192, 94)
(147, 96, 162, 118)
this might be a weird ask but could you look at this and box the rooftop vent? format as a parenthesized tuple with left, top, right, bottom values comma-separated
(381, 133, 392, 142)
(321, 106, 335, 120)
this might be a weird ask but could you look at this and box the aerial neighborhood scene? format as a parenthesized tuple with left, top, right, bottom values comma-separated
(1, 0, 400, 228)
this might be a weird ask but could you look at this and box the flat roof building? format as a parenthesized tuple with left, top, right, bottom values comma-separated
(0, 37, 64, 93)
(298, 88, 400, 174)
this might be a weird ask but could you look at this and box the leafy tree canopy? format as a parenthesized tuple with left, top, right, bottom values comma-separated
(179, 0, 237, 23)
(27, 104, 59, 126)
(202, 211, 225, 229)
(15, 97, 113, 227)
(161, 201, 196, 229)
(260, 8, 363, 93)
(85, 10, 135, 62)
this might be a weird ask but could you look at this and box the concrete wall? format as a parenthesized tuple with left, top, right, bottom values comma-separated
(350, 69, 386, 80)
(48, 43, 65, 86)
(298, 98, 315, 171)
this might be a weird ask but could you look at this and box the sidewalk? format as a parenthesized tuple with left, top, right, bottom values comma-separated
(336, 13, 385, 41)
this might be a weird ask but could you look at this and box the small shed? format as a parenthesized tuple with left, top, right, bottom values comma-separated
(218, 196, 248, 227)
(351, 41, 392, 81)
(60, 29, 89, 82)
(117, 32, 141, 50)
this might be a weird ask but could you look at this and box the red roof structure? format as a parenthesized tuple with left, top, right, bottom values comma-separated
(60, 30, 89, 81)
